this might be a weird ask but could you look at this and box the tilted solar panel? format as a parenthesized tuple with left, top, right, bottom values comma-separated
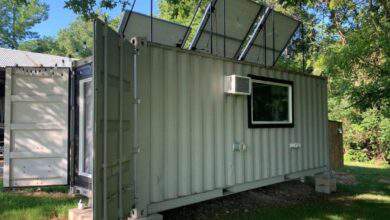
(188, 0, 300, 66)
(245, 10, 300, 66)
(119, 11, 189, 47)
(190, 0, 262, 58)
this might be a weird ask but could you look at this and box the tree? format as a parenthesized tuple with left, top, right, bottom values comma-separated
(56, 15, 121, 58)
(18, 36, 60, 54)
(56, 17, 94, 58)
(314, 0, 390, 162)
(159, 0, 208, 47)
(0, 0, 49, 49)
(17, 12, 120, 59)
(64, 0, 132, 20)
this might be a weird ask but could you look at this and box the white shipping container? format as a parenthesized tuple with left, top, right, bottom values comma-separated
(3, 67, 69, 187)
(92, 20, 329, 219)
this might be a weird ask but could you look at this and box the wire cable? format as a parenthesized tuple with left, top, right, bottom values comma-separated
(121, 0, 137, 36)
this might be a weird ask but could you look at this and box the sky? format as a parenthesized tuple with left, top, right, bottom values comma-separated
(31, 0, 159, 38)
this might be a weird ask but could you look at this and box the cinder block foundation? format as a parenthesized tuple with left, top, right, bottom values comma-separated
(315, 173, 337, 194)
(68, 208, 92, 220)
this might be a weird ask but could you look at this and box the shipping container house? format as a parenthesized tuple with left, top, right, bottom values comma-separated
(89, 20, 329, 219)
(3, 1, 330, 219)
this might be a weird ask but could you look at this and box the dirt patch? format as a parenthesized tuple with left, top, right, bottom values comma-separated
(333, 172, 358, 185)
(161, 180, 327, 220)
(11, 190, 74, 198)
(4, 186, 74, 199)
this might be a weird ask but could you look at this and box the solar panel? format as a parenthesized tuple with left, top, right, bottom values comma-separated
(244, 10, 300, 66)
(190, 0, 262, 58)
(119, 11, 189, 47)
(188, 0, 300, 66)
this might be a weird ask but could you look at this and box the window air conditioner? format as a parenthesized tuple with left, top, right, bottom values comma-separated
(224, 75, 251, 95)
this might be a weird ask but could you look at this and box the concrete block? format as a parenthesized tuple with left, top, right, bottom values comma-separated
(315, 185, 332, 194)
(128, 214, 163, 220)
(68, 208, 92, 220)
(315, 174, 337, 194)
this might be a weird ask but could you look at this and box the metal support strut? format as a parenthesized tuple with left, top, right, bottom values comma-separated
(189, 0, 219, 50)
(237, 7, 272, 61)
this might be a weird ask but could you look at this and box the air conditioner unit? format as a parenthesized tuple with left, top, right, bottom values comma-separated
(224, 75, 251, 95)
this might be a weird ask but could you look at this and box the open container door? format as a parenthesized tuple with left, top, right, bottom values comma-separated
(93, 20, 135, 219)
(3, 67, 69, 187)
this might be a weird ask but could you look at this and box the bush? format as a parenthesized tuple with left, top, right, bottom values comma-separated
(345, 149, 370, 162)
(329, 103, 390, 164)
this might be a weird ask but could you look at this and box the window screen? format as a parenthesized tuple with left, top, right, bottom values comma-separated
(248, 75, 293, 128)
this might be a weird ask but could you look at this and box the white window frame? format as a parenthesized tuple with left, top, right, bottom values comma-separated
(250, 78, 293, 126)
(78, 77, 93, 178)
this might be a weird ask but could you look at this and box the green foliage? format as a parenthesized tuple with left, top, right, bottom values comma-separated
(316, 0, 390, 163)
(18, 36, 60, 54)
(0, 0, 49, 49)
(56, 16, 94, 58)
(159, 0, 208, 47)
(64, 0, 131, 20)
(159, 0, 207, 26)
(16, 16, 92, 58)
(345, 149, 370, 162)
(380, 118, 390, 162)
(55, 14, 120, 58)
(18, 14, 120, 58)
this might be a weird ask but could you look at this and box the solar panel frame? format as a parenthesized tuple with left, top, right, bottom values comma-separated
(119, 11, 190, 47)
(244, 10, 301, 66)
(190, 0, 262, 58)
(187, 0, 301, 67)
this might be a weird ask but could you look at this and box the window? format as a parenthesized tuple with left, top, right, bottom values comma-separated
(248, 75, 293, 128)
(78, 77, 93, 178)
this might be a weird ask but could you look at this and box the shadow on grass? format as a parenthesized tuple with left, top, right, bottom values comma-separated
(337, 163, 390, 196)
(221, 198, 390, 220)
(223, 162, 390, 220)
(164, 162, 390, 220)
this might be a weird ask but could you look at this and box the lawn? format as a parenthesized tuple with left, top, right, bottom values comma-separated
(219, 161, 390, 220)
(0, 161, 389, 220)
(0, 181, 80, 220)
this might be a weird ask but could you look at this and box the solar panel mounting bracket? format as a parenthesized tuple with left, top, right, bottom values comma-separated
(237, 6, 272, 61)
(189, 0, 219, 50)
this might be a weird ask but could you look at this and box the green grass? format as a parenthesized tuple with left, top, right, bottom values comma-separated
(1, 161, 389, 220)
(219, 161, 390, 220)
(0, 180, 80, 220)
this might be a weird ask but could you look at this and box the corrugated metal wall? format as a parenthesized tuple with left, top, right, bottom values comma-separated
(137, 43, 329, 205)
(93, 20, 135, 220)
(3, 67, 69, 187)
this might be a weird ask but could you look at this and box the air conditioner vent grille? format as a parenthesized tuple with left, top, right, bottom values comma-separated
(224, 75, 251, 95)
